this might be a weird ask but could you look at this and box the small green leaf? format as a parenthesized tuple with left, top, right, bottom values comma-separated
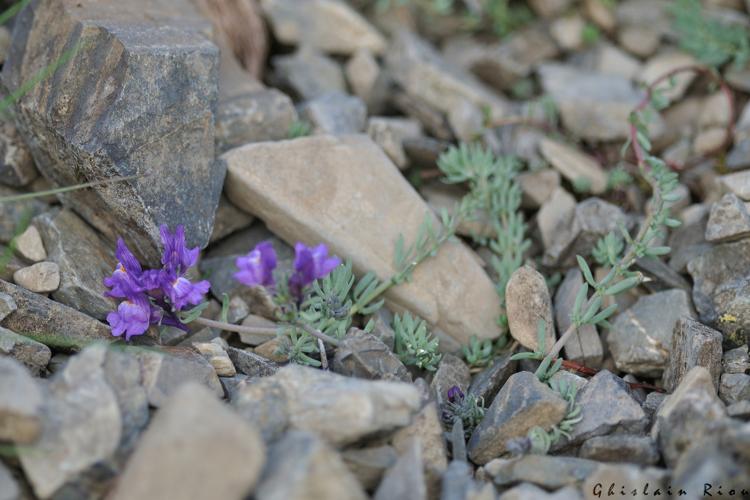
(604, 276, 641, 296)
(576, 255, 596, 287)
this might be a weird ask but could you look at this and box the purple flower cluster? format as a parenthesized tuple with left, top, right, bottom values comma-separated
(104, 225, 210, 341)
(234, 241, 341, 299)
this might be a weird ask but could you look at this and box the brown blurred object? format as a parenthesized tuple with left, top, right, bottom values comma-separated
(193, 0, 269, 79)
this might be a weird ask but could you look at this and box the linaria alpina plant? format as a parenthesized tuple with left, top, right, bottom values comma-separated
(104, 225, 210, 341)
(441, 385, 485, 437)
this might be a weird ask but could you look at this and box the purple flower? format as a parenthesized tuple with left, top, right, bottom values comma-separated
(289, 243, 341, 298)
(103, 225, 211, 342)
(107, 295, 153, 341)
(160, 225, 199, 275)
(447, 385, 464, 404)
(234, 241, 277, 288)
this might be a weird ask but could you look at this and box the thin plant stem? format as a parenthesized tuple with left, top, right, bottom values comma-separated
(193, 316, 341, 347)
(0, 175, 144, 203)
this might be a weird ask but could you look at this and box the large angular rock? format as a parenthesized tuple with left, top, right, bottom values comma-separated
(652, 367, 727, 467)
(34, 209, 116, 320)
(233, 365, 420, 446)
(260, 0, 386, 55)
(505, 266, 556, 353)
(705, 193, 750, 242)
(554, 268, 603, 368)
(0, 357, 43, 444)
(468, 371, 567, 464)
(537, 63, 661, 141)
(3, 0, 224, 264)
(18, 347, 122, 499)
(608, 289, 695, 376)
(486, 454, 599, 489)
(0, 279, 110, 349)
(539, 139, 607, 194)
(553, 371, 647, 450)
(662, 318, 723, 392)
(374, 440, 426, 500)
(111, 383, 264, 500)
(333, 329, 411, 382)
(386, 31, 510, 124)
(257, 431, 367, 500)
(223, 135, 502, 346)
(0, 325, 51, 375)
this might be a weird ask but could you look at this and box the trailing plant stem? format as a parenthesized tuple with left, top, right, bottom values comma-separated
(193, 316, 341, 347)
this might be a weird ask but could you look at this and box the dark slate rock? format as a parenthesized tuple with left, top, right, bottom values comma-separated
(341, 445, 398, 491)
(0, 120, 37, 187)
(662, 318, 723, 392)
(0, 186, 46, 244)
(333, 329, 411, 382)
(578, 435, 660, 465)
(373, 440, 426, 500)
(486, 454, 599, 489)
(3, 0, 223, 265)
(0, 325, 51, 375)
(226, 346, 279, 378)
(467, 353, 516, 403)
(34, 209, 116, 320)
(431, 354, 471, 409)
(0, 279, 111, 349)
(553, 370, 647, 451)
(468, 371, 567, 464)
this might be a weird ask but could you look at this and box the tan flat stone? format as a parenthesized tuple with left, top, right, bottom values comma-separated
(223, 135, 502, 346)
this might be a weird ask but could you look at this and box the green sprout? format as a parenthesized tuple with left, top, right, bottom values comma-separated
(393, 312, 442, 371)
(462, 335, 494, 369)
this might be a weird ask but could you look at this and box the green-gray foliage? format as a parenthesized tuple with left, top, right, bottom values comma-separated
(527, 379, 583, 454)
(437, 144, 529, 333)
(671, 0, 750, 68)
(393, 312, 442, 371)
(444, 392, 486, 437)
(462, 335, 494, 368)
(287, 120, 312, 139)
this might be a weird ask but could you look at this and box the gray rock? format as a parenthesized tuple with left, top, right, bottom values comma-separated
(300, 92, 367, 135)
(223, 135, 503, 346)
(233, 365, 420, 446)
(665, 318, 724, 394)
(499, 483, 581, 499)
(392, 403, 448, 498)
(718, 170, 750, 201)
(719, 373, 750, 405)
(111, 382, 264, 500)
(653, 366, 728, 467)
(486, 455, 599, 489)
(554, 268, 603, 368)
(505, 266, 556, 353)
(581, 42, 642, 80)
(468, 354, 516, 403)
(100, 347, 149, 452)
(443, 25, 558, 92)
(687, 238, 750, 327)
(209, 197, 255, 244)
(0, 121, 37, 188)
(723, 345, 749, 374)
(0, 463, 19, 500)
(431, 354, 471, 408)
(537, 63, 661, 141)
(346, 49, 389, 114)
(539, 140, 608, 195)
(538, 187, 578, 266)
(134, 347, 224, 407)
(386, 31, 510, 124)
(705, 193, 750, 242)
(0, 326, 51, 375)
(726, 101, 750, 170)
(3, 0, 224, 265)
(342, 445, 398, 491)
(441, 460, 498, 500)
(333, 329, 411, 382)
(257, 430, 368, 500)
(193, 339, 236, 377)
(374, 440, 426, 500)
(219, 374, 249, 401)
(259, 0, 386, 55)
(0, 357, 42, 444)
(468, 372, 567, 464)
(369, 307, 396, 351)
(672, 420, 750, 497)
(0, 279, 110, 349)
(273, 48, 346, 100)
(13, 262, 59, 293)
(237, 314, 278, 346)
(518, 169, 560, 210)
(578, 435, 660, 465)
(669, 204, 710, 273)
(608, 289, 695, 376)
(571, 198, 628, 256)
(34, 209, 116, 320)
(13, 225, 45, 262)
(641, 392, 667, 425)
(582, 464, 668, 500)
(226, 346, 279, 378)
(216, 88, 297, 153)
(18, 347, 122, 498)
(633, 256, 692, 293)
(639, 52, 698, 102)
(0, 292, 15, 321)
(704, 275, 750, 349)
(528, 0, 572, 17)
(367, 117, 423, 169)
(727, 400, 750, 419)
(0, 186, 46, 244)
(555, 370, 647, 450)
